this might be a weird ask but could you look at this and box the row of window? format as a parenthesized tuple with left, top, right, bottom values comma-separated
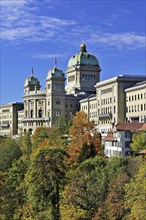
(105, 149, 122, 156)
(127, 104, 146, 113)
(23, 121, 44, 126)
(99, 117, 116, 125)
(127, 92, 146, 102)
(100, 97, 116, 105)
(89, 111, 97, 118)
(81, 103, 97, 110)
(1, 115, 11, 119)
(82, 74, 96, 82)
(25, 109, 43, 118)
(100, 106, 116, 114)
(25, 101, 44, 107)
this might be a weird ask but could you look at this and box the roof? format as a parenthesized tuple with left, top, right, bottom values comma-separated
(95, 75, 146, 88)
(24, 75, 40, 87)
(67, 42, 99, 67)
(138, 123, 146, 131)
(116, 122, 146, 132)
(46, 67, 64, 79)
(104, 135, 117, 141)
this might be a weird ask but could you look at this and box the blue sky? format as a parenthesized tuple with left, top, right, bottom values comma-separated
(0, 0, 146, 104)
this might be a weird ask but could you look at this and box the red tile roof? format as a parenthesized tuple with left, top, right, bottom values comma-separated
(138, 123, 146, 131)
(103, 132, 117, 141)
(104, 135, 117, 141)
(116, 122, 146, 132)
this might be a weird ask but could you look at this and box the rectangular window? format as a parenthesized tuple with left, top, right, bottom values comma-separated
(56, 101, 61, 106)
(68, 76, 75, 82)
(2, 109, 10, 113)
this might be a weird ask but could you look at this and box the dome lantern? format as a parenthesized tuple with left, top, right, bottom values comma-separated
(80, 41, 87, 52)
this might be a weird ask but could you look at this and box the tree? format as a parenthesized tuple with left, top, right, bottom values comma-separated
(130, 131, 146, 153)
(32, 127, 65, 149)
(0, 158, 28, 220)
(55, 117, 73, 136)
(25, 146, 67, 220)
(93, 173, 129, 220)
(67, 111, 102, 166)
(0, 137, 22, 172)
(20, 132, 32, 156)
(124, 161, 146, 220)
(60, 157, 107, 220)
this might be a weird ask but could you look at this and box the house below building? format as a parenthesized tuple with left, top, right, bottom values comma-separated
(103, 122, 146, 157)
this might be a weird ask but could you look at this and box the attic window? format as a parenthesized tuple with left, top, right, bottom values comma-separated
(73, 55, 76, 58)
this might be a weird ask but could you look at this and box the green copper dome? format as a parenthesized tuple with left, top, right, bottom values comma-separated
(67, 42, 99, 67)
(46, 67, 64, 79)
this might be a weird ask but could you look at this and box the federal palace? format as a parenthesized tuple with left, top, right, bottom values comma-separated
(0, 42, 146, 136)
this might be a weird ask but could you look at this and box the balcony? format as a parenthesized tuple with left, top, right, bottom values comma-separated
(0, 123, 10, 128)
(98, 113, 112, 120)
(22, 117, 50, 122)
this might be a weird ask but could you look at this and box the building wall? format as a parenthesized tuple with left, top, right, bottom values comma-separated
(0, 103, 23, 136)
(104, 130, 131, 157)
(95, 75, 146, 135)
(80, 95, 97, 123)
(125, 81, 146, 122)
(66, 65, 100, 94)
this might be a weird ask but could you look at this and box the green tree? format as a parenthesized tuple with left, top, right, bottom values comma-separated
(0, 137, 22, 172)
(32, 127, 65, 149)
(25, 146, 67, 220)
(93, 173, 129, 220)
(21, 132, 32, 156)
(124, 161, 146, 220)
(55, 117, 72, 136)
(0, 158, 28, 220)
(61, 157, 107, 220)
(130, 131, 146, 153)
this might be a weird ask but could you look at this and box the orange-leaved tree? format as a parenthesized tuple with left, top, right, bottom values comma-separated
(67, 110, 102, 166)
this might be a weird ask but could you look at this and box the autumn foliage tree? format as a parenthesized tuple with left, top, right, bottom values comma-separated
(67, 111, 102, 166)
(93, 173, 130, 220)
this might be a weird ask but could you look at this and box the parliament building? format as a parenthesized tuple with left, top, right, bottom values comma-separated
(0, 43, 146, 136)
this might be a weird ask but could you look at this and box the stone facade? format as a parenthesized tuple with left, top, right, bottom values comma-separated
(80, 75, 146, 136)
(1, 43, 146, 136)
(0, 102, 23, 136)
(125, 81, 146, 123)
(18, 43, 100, 134)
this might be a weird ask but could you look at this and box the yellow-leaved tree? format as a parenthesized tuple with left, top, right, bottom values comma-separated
(67, 111, 102, 166)
(124, 161, 146, 220)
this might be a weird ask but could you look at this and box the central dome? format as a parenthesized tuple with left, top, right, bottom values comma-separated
(67, 42, 99, 67)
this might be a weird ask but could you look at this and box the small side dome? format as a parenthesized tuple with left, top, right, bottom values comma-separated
(67, 42, 99, 67)
(46, 67, 64, 80)
(24, 75, 40, 88)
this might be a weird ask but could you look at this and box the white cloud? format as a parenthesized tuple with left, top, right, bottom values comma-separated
(33, 53, 68, 59)
(88, 32, 146, 50)
(0, 0, 76, 42)
(0, 0, 145, 52)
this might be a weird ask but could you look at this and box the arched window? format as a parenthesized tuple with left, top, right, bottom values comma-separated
(38, 109, 42, 118)
(29, 128, 33, 135)
(31, 110, 33, 118)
